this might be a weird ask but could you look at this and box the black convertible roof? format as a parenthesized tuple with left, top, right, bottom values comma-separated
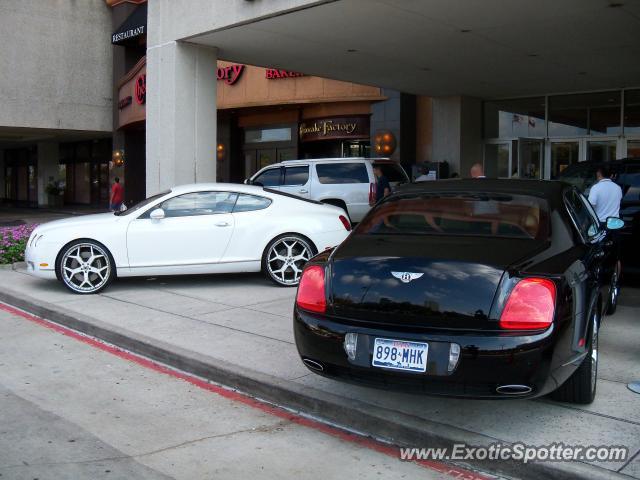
(396, 178, 567, 201)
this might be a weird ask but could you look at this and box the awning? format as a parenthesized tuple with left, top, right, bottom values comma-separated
(112, 3, 147, 45)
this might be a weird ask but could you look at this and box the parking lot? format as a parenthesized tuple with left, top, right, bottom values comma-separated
(0, 266, 638, 479)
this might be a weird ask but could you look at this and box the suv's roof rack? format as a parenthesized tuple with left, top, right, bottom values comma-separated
(280, 157, 393, 163)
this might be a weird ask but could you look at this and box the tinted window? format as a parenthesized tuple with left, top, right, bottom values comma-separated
(356, 193, 549, 240)
(556, 163, 599, 192)
(283, 166, 309, 186)
(373, 163, 410, 183)
(566, 189, 600, 240)
(252, 168, 281, 187)
(620, 165, 640, 201)
(156, 192, 238, 218)
(316, 163, 369, 184)
(233, 194, 272, 213)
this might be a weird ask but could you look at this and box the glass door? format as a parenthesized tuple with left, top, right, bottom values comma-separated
(550, 141, 580, 179)
(483, 142, 512, 178)
(517, 138, 544, 179)
(587, 139, 616, 162)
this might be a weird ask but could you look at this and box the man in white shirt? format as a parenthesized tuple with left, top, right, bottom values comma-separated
(588, 164, 623, 222)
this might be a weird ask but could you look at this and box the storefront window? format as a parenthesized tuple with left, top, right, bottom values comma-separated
(624, 89, 640, 135)
(548, 91, 620, 137)
(628, 140, 640, 158)
(483, 97, 545, 138)
(550, 142, 579, 179)
(245, 127, 292, 143)
(587, 141, 616, 162)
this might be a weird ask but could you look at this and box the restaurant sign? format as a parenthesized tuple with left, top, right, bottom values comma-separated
(299, 116, 370, 142)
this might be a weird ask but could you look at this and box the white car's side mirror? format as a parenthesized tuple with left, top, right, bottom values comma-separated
(150, 208, 165, 220)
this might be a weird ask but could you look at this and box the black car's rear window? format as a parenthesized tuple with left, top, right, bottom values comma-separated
(355, 192, 550, 240)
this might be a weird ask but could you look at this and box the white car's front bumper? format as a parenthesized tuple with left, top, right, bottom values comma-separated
(25, 243, 57, 280)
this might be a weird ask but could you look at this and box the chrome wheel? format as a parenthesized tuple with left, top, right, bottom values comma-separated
(266, 236, 312, 286)
(590, 317, 599, 394)
(60, 242, 111, 293)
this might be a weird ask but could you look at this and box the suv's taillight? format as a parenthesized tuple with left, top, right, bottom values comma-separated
(296, 266, 326, 313)
(339, 215, 351, 231)
(369, 183, 376, 206)
(499, 278, 556, 330)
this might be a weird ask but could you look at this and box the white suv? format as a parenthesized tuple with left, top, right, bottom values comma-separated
(247, 158, 409, 222)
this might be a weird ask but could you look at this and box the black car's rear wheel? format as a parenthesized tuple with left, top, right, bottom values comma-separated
(552, 311, 599, 404)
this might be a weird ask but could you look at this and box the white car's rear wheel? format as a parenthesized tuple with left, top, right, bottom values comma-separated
(56, 240, 115, 294)
(262, 235, 315, 287)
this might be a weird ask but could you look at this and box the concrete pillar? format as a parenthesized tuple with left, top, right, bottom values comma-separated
(431, 96, 482, 178)
(146, 41, 217, 195)
(37, 142, 60, 207)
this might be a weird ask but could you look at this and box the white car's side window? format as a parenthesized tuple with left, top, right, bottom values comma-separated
(233, 194, 272, 213)
(153, 192, 238, 218)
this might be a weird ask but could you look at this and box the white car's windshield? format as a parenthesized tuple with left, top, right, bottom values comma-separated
(115, 190, 171, 216)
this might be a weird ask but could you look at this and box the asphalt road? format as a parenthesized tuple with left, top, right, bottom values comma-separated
(0, 306, 482, 480)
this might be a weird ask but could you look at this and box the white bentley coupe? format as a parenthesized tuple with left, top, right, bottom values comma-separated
(25, 184, 352, 294)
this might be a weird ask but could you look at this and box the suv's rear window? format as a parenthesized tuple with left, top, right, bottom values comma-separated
(373, 163, 409, 183)
(355, 193, 550, 240)
(316, 163, 369, 184)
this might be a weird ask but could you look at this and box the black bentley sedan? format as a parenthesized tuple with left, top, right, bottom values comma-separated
(293, 179, 623, 404)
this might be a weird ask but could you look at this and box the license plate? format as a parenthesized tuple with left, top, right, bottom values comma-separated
(372, 338, 428, 372)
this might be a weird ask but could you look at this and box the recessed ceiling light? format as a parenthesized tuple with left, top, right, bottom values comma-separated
(421, 67, 431, 71)
(346, 49, 357, 53)
(460, 29, 471, 33)
(527, 53, 539, 57)
(608, 2, 624, 7)
(578, 71, 587, 75)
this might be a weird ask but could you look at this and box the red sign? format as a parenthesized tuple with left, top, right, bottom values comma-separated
(135, 74, 146, 105)
(216, 64, 245, 85)
(265, 69, 304, 79)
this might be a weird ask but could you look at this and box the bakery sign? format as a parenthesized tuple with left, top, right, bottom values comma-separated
(299, 116, 370, 142)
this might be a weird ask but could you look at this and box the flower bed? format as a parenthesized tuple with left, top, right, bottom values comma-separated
(0, 224, 37, 264)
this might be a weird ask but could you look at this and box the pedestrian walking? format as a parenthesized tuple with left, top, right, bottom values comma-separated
(110, 177, 124, 211)
(373, 165, 391, 202)
(588, 165, 622, 222)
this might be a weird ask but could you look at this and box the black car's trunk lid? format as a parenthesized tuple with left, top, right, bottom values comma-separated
(329, 235, 544, 330)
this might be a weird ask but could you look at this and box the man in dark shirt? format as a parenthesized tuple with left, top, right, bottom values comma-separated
(373, 165, 391, 202)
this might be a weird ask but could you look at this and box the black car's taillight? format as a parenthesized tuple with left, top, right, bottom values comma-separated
(296, 265, 326, 313)
(499, 278, 556, 330)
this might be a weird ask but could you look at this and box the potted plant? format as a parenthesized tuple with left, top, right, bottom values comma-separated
(45, 180, 64, 208)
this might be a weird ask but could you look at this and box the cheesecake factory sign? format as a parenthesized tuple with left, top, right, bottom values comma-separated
(299, 116, 370, 142)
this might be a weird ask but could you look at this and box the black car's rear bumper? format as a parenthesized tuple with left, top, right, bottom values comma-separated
(294, 308, 576, 399)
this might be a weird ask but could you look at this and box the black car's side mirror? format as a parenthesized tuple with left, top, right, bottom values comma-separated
(606, 217, 624, 230)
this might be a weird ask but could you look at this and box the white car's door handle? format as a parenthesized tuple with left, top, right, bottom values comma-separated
(299, 189, 308, 193)
(215, 221, 231, 227)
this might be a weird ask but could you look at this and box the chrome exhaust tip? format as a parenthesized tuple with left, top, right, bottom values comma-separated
(496, 384, 532, 395)
(302, 358, 324, 372)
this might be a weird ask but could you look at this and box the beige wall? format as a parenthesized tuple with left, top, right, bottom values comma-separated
(0, 0, 112, 132)
(217, 62, 384, 110)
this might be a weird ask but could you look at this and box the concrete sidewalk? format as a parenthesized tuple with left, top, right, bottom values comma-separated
(0, 266, 638, 480)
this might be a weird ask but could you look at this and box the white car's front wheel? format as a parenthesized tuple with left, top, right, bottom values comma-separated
(56, 240, 115, 294)
(262, 234, 315, 287)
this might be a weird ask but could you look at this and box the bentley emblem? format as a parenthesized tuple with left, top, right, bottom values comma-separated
(391, 272, 424, 283)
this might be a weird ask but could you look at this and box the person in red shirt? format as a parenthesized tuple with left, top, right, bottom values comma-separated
(110, 177, 124, 211)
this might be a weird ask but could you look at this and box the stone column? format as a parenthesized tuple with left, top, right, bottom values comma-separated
(146, 41, 218, 195)
(37, 142, 60, 207)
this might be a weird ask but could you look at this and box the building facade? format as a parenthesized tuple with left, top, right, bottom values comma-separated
(142, 0, 640, 195)
(0, 0, 113, 208)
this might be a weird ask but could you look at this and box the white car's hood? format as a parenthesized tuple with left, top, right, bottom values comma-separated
(34, 212, 120, 234)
